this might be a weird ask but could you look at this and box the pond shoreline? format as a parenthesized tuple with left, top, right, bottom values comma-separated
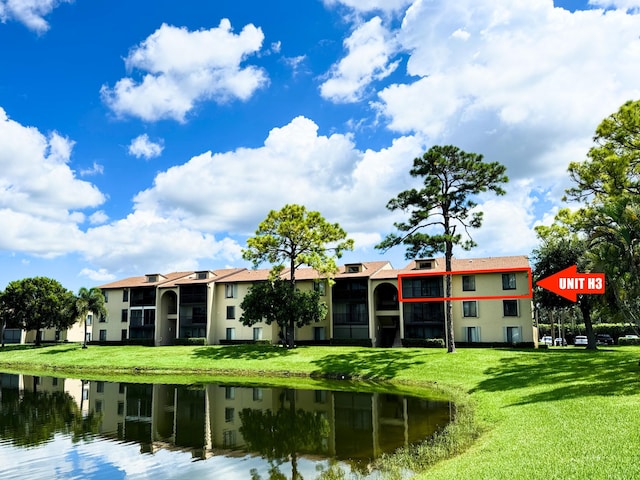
(0, 343, 480, 478)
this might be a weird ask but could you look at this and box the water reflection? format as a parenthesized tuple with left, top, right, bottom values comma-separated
(0, 373, 452, 479)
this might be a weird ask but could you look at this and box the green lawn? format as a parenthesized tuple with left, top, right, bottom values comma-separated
(1, 343, 639, 479)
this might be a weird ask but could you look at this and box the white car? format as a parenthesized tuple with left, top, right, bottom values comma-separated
(541, 336, 553, 346)
(574, 335, 588, 346)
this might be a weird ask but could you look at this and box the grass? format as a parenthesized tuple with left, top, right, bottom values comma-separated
(1, 343, 639, 479)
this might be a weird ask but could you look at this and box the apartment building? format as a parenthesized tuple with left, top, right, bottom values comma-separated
(94, 255, 535, 348)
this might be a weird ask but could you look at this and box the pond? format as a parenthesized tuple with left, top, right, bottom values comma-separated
(0, 373, 453, 479)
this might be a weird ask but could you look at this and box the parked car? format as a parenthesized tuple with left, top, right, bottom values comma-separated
(623, 334, 639, 340)
(541, 336, 553, 346)
(554, 337, 567, 346)
(596, 334, 614, 345)
(574, 335, 588, 346)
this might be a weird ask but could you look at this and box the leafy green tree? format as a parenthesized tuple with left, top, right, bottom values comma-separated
(0, 277, 76, 346)
(580, 196, 640, 330)
(565, 100, 640, 330)
(376, 145, 508, 352)
(240, 279, 328, 342)
(532, 222, 599, 349)
(0, 377, 101, 447)
(240, 388, 330, 479)
(74, 287, 107, 348)
(567, 99, 640, 200)
(242, 204, 353, 347)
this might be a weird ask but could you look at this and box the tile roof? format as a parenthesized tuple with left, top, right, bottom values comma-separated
(222, 268, 272, 283)
(97, 256, 530, 289)
(401, 255, 530, 273)
(336, 261, 392, 278)
(167, 268, 247, 287)
(98, 271, 192, 289)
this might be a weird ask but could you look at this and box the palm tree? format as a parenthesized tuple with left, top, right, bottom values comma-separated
(75, 287, 106, 349)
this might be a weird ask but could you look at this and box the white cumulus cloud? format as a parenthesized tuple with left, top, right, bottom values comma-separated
(128, 134, 164, 159)
(320, 16, 399, 103)
(101, 19, 268, 122)
(0, 0, 72, 33)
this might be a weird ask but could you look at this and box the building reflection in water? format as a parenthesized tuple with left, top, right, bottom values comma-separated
(0, 373, 452, 473)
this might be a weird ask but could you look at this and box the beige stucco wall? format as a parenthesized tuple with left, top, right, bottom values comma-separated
(451, 271, 533, 343)
(99, 288, 130, 342)
(212, 279, 331, 345)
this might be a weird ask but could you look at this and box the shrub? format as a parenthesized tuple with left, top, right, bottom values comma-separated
(537, 322, 639, 343)
(402, 338, 446, 348)
(219, 339, 271, 346)
(175, 337, 206, 346)
(124, 339, 155, 346)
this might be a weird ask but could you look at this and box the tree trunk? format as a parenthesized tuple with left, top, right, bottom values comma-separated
(445, 244, 456, 353)
(288, 256, 296, 349)
(580, 297, 597, 350)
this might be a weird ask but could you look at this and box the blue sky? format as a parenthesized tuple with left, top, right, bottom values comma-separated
(1, 0, 639, 292)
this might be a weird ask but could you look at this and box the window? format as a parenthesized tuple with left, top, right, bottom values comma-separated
(402, 277, 443, 298)
(417, 260, 433, 270)
(226, 306, 235, 319)
(123, 289, 129, 302)
(502, 273, 516, 290)
(253, 388, 263, 401)
(130, 287, 156, 306)
(197, 271, 208, 280)
(346, 264, 361, 273)
(225, 407, 235, 423)
(506, 326, 521, 343)
(121, 329, 127, 341)
(314, 280, 326, 295)
(117, 401, 124, 416)
(223, 430, 236, 448)
(253, 327, 262, 340)
(315, 390, 327, 403)
(96, 381, 105, 393)
(503, 300, 519, 316)
(314, 326, 326, 341)
(121, 309, 128, 322)
(462, 301, 477, 317)
(462, 275, 475, 291)
(99, 330, 107, 341)
(99, 313, 105, 323)
(466, 326, 480, 343)
(225, 386, 235, 400)
(103, 291, 108, 303)
(226, 327, 235, 340)
(225, 284, 237, 298)
(86, 314, 92, 325)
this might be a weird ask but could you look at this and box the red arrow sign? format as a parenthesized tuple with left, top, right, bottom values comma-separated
(536, 265, 605, 302)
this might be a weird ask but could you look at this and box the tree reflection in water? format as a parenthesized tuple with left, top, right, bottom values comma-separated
(0, 373, 452, 480)
(241, 389, 330, 479)
(0, 377, 101, 448)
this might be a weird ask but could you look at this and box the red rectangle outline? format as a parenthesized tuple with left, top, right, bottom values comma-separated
(398, 267, 533, 302)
